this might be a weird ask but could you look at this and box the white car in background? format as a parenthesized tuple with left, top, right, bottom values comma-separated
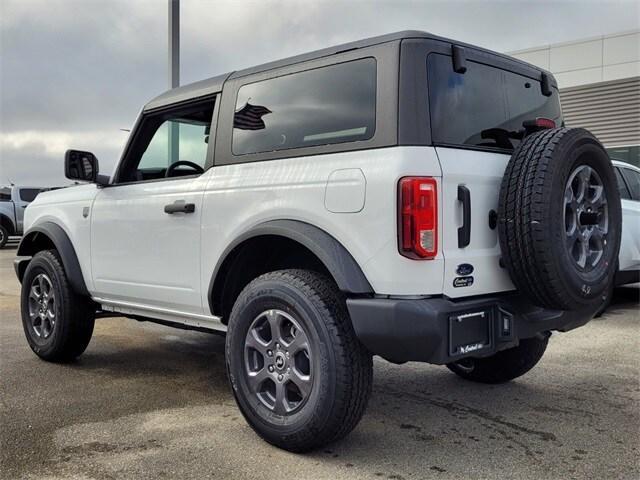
(612, 160, 640, 286)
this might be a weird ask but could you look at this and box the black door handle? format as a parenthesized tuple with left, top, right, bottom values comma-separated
(164, 201, 195, 214)
(457, 185, 471, 248)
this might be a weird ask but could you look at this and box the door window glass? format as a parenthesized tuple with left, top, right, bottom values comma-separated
(620, 168, 640, 201)
(138, 120, 210, 171)
(19, 188, 41, 202)
(119, 100, 214, 183)
(614, 168, 632, 200)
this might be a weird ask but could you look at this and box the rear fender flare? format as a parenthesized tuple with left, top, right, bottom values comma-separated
(208, 220, 373, 314)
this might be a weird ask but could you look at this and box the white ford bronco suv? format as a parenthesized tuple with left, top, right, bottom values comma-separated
(15, 31, 621, 452)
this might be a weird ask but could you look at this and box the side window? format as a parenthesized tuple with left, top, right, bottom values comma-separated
(615, 168, 632, 200)
(0, 188, 11, 201)
(19, 188, 41, 202)
(118, 99, 215, 183)
(232, 58, 376, 155)
(138, 120, 209, 171)
(620, 168, 640, 201)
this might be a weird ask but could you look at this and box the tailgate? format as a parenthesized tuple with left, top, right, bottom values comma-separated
(436, 147, 514, 298)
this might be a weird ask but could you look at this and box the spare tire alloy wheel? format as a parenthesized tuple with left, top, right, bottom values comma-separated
(564, 165, 608, 272)
(244, 309, 312, 415)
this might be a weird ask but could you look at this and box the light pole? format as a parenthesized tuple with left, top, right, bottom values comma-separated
(168, 0, 180, 164)
(168, 0, 179, 89)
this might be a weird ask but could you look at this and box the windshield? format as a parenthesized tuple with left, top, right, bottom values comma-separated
(427, 53, 562, 152)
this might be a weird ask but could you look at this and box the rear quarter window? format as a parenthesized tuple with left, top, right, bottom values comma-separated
(232, 58, 376, 156)
(427, 53, 562, 152)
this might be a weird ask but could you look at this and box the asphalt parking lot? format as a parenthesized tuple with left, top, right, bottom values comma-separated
(0, 244, 638, 480)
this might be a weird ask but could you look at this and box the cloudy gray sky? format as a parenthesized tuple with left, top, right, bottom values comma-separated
(1, 0, 639, 186)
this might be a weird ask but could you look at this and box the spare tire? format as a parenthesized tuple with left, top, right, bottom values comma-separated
(498, 128, 621, 311)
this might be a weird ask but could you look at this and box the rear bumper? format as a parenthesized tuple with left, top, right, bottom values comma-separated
(347, 293, 595, 364)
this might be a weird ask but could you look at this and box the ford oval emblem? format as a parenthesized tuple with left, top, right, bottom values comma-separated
(456, 263, 474, 276)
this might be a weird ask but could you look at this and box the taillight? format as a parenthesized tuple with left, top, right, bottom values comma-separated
(398, 177, 438, 259)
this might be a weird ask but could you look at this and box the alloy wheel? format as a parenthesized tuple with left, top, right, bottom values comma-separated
(244, 309, 313, 415)
(27, 273, 56, 339)
(563, 165, 609, 272)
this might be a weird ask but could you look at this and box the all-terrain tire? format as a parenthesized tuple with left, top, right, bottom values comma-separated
(20, 250, 95, 361)
(498, 128, 621, 311)
(447, 335, 549, 384)
(225, 269, 373, 452)
(0, 225, 8, 248)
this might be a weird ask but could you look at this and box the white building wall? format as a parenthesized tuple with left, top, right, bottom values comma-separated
(509, 31, 640, 89)
(508, 31, 640, 162)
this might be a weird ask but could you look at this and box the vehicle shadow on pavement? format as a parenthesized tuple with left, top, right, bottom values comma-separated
(609, 284, 640, 309)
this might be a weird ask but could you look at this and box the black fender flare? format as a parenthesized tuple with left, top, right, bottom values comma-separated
(208, 220, 373, 314)
(0, 213, 17, 235)
(16, 222, 89, 296)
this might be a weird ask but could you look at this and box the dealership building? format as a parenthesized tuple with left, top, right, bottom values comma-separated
(509, 30, 639, 167)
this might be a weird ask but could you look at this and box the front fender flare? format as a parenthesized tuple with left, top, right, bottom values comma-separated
(16, 222, 89, 296)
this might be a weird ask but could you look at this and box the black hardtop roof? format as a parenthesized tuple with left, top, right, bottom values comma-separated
(144, 30, 551, 111)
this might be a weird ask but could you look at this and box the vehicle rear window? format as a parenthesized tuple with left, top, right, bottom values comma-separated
(427, 53, 562, 152)
(0, 188, 10, 201)
(232, 58, 376, 155)
(19, 188, 41, 202)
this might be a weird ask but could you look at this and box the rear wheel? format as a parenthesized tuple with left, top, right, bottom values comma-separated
(447, 335, 549, 384)
(20, 250, 95, 361)
(226, 269, 372, 452)
(0, 225, 8, 248)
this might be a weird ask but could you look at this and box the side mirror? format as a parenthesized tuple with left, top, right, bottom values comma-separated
(64, 150, 106, 184)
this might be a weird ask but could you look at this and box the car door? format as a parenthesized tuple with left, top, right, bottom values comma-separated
(15, 188, 41, 232)
(90, 97, 217, 316)
(616, 166, 640, 272)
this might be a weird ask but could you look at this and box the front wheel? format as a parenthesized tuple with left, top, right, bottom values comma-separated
(226, 269, 372, 452)
(20, 250, 95, 362)
(447, 335, 549, 384)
